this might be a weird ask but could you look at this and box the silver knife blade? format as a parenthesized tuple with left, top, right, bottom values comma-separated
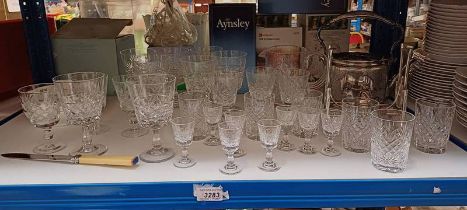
(1, 153, 79, 164)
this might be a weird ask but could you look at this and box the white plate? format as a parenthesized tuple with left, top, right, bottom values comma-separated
(431, 1, 467, 9)
(428, 11, 467, 20)
(424, 37, 467, 48)
(427, 16, 467, 27)
(412, 73, 454, 86)
(454, 79, 467, 89)
(413, 68, 455, 82)
(426, 24, 467, 36)
(409, 81, 453, 95)
(413, 49, 467, 67)
(456, 70, 467, 79)
(456, 115, 467, 128)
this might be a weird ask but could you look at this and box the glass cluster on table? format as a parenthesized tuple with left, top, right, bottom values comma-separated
(16, 45, 456, 175)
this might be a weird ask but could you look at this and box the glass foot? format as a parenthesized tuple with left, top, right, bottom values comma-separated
(121, 127, 148, 138)
(298, 144, 316, 155)
(219, 163, 242, 175)
(233, 148, 247, 158)
(320, 146, 341, 157)
(372, 162, 404, 173)
(173, 157, 197, 168)
(277, 139, 296, 152)
(139, 147, 175, 163)
(33, 142, 66, 154)
(416, 145, 445, 154)
(193, 135, 207, 142)
(70, 144, 107, 156)
(258, 160, 280, 172)
(204, 137, 221, 146)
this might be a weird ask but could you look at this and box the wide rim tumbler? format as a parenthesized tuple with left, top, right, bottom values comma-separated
(178, 91, 208, 141)
(218, 121, 243, 175)
(413, 97, 456, 154)
(275, 105, 297, 151)
(18, 84, 66, 154)
(171, 116, 196, 168)
(341, 97, 379, 153)
(258, 119, 282, 172)
(126, 73, 176, 163)
(202, 101, 223, 146)
(320, 109, 344, 157)
(370, 109, 415, 173)
(297, 107, 320, 154)
(120, 48, 161, 75)
(224, 109, 247, 157)
(53, 72, 108, 156)
(111, 75, 148, 138)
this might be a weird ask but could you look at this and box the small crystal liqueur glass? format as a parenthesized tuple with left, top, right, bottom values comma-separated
(53, 72, 107, 156)
(126, 73, 176, 163)
(218, 121, 243, 175)
(320, 109, 344, 157)
(413, 97, 456, 154)
(370, 109, 415, 173)
(178, 91, 207, 141)
(224, 109, 247, 157)
(18, 84, 66, 154)
(258, 119, 282, 172)
(275, 105, 297, 151)
(111, 75, 148, 138)
(171, 116, 196, 168)
(202, 102, 223, 146)
(297, 107, 320, 154)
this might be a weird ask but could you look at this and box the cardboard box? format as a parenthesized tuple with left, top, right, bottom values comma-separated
(256, 27, 303, 66)
(209, 3, 256, 94)
(52, 18, 134, 95)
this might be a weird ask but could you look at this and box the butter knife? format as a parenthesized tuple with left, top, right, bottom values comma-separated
(1, 153, 139, 167)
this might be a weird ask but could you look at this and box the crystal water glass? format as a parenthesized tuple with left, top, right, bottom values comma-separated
(258, 119, 282, 172)
(53, 72, 107, 156)
(111, 75, 148, 138)
(212, 72, 238, 109)
(120, 48, 161, 75)
(275, 105, 297, 151)
(292, 89, 323, 137)
(341, 97, 379, 153)
(277, 68, 309, 105)
(212, 50, 247, 91)
(413, 97, 455, 154)
(202, 102, 223, 146)
(320, 109, 344, 157)
(224, 109, 247, 157)
(171, 116, 196, 168)
(126, 73, 176, 163)
(218, 121, 243, 175)
(178, 91, 208, 141)
(246, 66, 276, 100)
(244, 92, 275, 140)
(297, 107, 320, 154)
(18, 84, 66, 154)
(370, 109, 415, 173)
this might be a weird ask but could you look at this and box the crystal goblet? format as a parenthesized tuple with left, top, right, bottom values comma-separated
(275, 105, 297, 152)
(212, 50, 247, 91)
(292, 89, 323, 137)
(246, 66, 276, 100)
(18, 84, 66, 154)
(218, 121, 242, 175)
(258, 119, 282, 172)
(320, 109, 344, 157)
(224, 109, 247, 157)
(297, 107, 320, 154)
(178, 91, 208, 141)
(202, 102, 223, 146)
(171, 116, 196, 168)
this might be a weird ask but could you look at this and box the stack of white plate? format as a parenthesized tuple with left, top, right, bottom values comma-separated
(453, 69, 467, 128)
(424, 0, 467, 64)
(408, 49, 459, 100)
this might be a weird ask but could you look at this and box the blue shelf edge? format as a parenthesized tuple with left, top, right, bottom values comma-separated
(0, 178, 466, 209)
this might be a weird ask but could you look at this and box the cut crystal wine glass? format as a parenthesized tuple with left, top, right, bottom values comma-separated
(297, 107, 320, 154)
(224, 109, 247, 157)
(212, 50, 247, 91)
(244, 92, 275, 141)
(111, 75, 148, 138)
(171, 116, 196, 168)
(277, 68, 309, 105)
(292, 89, 323, 137)
(246, 66, 276, 100)
(120, 48, 162, 75)
(126, 73, 176, 163)
(212, 72, 238, 109)
(202, 102, 223, 146)
(275, 105, 297, 152)
(18, 84, 66, 154)
(258, 119, 282, 172)
(320, 108, 344, 157)
(92, 73, 110, 135)
(218, 121, 243, 175)
(53, 72, 107, 156)
(178, 91, 208, 141)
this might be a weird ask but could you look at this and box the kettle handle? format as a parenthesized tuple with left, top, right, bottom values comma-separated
(317, 11, 404, 59)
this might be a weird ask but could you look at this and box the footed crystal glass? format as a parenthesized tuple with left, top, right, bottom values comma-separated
(246, 66, 276, 100)
(275, 105, 297, 152)
(218, 121, 243, 175)
(258, 119, 282, 172)
(202, 102, 223, 146)
(171, 116, 196, 168)
(320, 109, 344, 157)
(224, 109, 247, 157)
(178, 91, 208, 141)
(297, 107, 320, 155)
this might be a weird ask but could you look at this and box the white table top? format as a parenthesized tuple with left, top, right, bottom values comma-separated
(0, 96, 21, 122)
(0, 96, 466, 186)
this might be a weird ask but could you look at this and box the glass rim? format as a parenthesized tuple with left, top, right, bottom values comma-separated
(125, 73, 176, 85)
(212, 50, 247, 58)
(415, 97, 456, 109)
(370, 109, 416, 123)
(342, 97, 380, 108)
(298, 106, 321, 114)
(218, 121, 242, 131)
(179, 91, 206, 99)
(244, 92, 275, 100)
(224, 109, 245, 117)
(276, 105, 293, 112)
(170, 116, 195, 125)
(18, 83, 54, 94)
(52, 72, 106, 83)
(120, 48, 138, 55)
(180, 54, 215, 63)
(257, 119, 281, 128)
(321, 108, 342, 116)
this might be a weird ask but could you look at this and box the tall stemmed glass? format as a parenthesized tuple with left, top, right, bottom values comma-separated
(320, 109, 344, 157)
(171, 116, 196, 168)
(224, 109, 247, 157)
(212, 50, 247, 91)
(111, 75, 148, 138)
(275, 105, 297, 151)
(203, 102, 223, 146)
(297, 107, 320, 154)
(92, 73, 110, 135)
(246, 66, 276, 100)
(258, 119, 282, 172)
(212, 72, 238, 110)
(218, 121, 243, 175)
(292, 90, 323, 137)
(126, 73, 176, 163)
(179, 91, 207, 141)
(53, 72, 107, 156)
(181, 55, 216, 97)
(18, 84, 66, 154)
(277, 68, 309, 105)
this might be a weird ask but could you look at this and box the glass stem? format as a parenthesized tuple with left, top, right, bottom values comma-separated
(151, 128, 162, 151)
(82, 125, 94, 152)
(43, 127, 54, 145)
(283, 128, 289, 143)
(181, 146, 189, 161)
(327, 137, 334, 148)
(227, 152, 235, 167)
(265, 149, 273, 163)
(128, 111, 139, 130)
(209, 123, 217, 139)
